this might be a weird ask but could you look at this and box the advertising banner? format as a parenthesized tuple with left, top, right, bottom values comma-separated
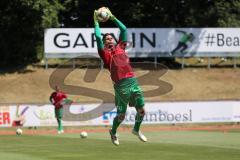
(44, 28, 240, 58)
(233, 102, 240, 121)
(0, 106, 14, 127)
(0, 101, 239, 127)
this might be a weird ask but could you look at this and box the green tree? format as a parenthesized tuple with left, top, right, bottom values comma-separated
(58, 0, 240, 27)
(0, 0, 63, 67)
(214, 1, 240, 27)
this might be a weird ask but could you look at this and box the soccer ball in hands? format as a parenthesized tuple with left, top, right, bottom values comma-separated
(16, 128, 23, 135)
(80, 131, 88, 138)
(96, 7, 110, 22)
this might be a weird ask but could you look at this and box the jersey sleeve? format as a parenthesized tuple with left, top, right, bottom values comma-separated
(113, 18, 127, 42)
(94, 23, 104, 50)
(62, 93, 67, 99)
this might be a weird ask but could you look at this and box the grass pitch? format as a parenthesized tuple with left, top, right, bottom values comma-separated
(0, 130, 240, 160)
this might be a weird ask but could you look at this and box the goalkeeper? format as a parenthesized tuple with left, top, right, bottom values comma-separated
(93, 7, 147, 146)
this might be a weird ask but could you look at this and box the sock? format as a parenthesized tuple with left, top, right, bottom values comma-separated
(111, 116, 122, 135)
(57, 119, 62, 131)
(134, 113, 144, 132)
(60, 120, 63, 131)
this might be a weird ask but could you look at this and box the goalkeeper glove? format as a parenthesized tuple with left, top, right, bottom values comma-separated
(105, 7, 116, 21)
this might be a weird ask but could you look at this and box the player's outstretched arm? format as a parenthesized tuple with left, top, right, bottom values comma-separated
(176, 29, 186, 34)
(106, 8, 127, 42)
(114, 18, 127, 42)
(94, 10, 104, 50)
(49, 93, 54, 104)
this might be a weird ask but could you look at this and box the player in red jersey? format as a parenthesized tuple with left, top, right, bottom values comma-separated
(94, 7, 147, 146)
(49, 85, 67, 134)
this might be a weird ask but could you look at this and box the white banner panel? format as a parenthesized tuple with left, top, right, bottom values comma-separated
(0, 106, 15, 127)
(1, 101, 240, 127)
(233, 102, 240, 121)
(44, 28, 240, 58)
(101, 101, 235, 125)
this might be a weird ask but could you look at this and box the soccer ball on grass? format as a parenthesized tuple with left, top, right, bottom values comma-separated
(80, 131, 88, 138)
(16, 128, 23, 135)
